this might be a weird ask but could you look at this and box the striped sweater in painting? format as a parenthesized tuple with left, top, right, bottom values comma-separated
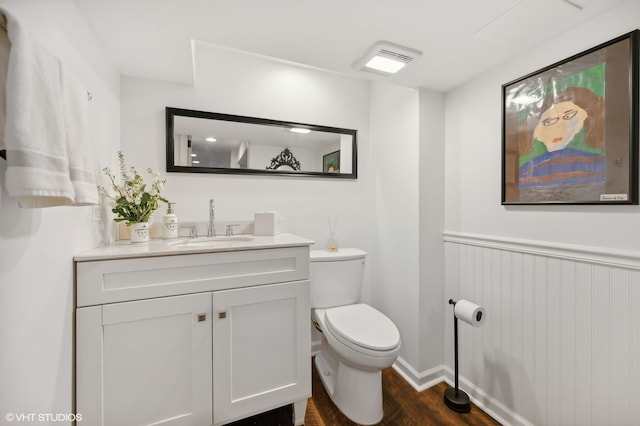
(519, 148, 605, 187)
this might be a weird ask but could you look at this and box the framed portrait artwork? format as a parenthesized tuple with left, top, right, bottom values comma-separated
(501, 30, 639, 205)
(323, 150, 340, 173)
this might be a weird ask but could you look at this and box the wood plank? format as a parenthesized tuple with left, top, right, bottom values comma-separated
(229, 359, 501, 425)
(305, 361, 500, 426)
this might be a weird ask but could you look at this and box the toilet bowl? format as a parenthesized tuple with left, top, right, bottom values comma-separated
(310, 249, 401, 425)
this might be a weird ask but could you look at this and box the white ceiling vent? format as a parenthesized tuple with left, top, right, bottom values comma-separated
(353, 41, 422, 76)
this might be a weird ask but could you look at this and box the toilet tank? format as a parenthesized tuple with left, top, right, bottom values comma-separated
(309, 248, 367, 308)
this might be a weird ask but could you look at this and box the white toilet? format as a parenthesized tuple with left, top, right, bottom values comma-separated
(310, 248, 401, 425)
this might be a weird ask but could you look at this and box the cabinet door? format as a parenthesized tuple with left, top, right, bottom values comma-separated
(212, 281, 311, 425)
(76, 293, 213, 426)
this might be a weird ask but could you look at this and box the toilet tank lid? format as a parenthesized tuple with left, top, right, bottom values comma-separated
(310, 248, 367, 262)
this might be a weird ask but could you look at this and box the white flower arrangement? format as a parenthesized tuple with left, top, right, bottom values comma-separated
(98, 151, 169, 225)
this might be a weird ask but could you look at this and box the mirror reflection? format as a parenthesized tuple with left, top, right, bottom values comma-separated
(166, 107, 357, 178)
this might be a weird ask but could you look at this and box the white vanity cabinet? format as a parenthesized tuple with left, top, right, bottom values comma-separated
(76, 293, 214, 426)
(75, 241, 311, 426)
(212, 281, 309, 425)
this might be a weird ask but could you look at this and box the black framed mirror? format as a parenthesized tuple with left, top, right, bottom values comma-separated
(166, 107, 357, 179)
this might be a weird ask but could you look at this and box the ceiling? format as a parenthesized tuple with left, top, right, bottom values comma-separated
(73, 0, 627, 92)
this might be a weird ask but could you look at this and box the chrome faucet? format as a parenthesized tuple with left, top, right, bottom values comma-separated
(208, 199, 216, 237)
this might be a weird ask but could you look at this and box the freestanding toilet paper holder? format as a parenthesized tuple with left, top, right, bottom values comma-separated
(444, 298, 484, 413)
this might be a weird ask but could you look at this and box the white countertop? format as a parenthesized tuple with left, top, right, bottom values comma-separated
(74, 233, 315, 262)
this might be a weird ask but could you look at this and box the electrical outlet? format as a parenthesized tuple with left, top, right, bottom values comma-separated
(92, 205, 102, 222)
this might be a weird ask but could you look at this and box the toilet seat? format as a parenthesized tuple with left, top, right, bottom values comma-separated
(324, 304, 400, 353)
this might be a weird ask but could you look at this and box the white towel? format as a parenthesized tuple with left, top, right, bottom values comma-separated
(61, 65, 98, 206)
(3, 9, 74, 207)
(0, 13, 9, 153)
(1, 8, 98, 208)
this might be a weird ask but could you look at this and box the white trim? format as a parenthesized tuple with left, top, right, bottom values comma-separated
(443, 367, 534, 426)
(313, 349, 522, 424)
(392, 359, 533, 426)
(443, 231, 640, 270)
(391, 357, 443, 392)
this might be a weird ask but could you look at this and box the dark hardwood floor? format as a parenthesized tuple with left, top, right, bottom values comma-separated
(306, 362, 500, 426)
(229, 358, 501, 425)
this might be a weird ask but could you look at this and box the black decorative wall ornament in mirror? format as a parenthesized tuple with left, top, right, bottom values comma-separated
(266, 148, 301, 171)
(166, 107, 357, 179)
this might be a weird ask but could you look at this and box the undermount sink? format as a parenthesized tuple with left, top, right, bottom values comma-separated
(169, 236, 254, 248)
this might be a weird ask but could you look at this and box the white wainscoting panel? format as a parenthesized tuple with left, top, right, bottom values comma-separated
(444, 232, 640, 426)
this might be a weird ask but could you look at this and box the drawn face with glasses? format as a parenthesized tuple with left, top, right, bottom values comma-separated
(533, 101, 588, 152)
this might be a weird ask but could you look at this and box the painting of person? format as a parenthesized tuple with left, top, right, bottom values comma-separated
(503, 35, 637, 204)
(517, 84, 605, 201)
(323, 151, 340, 173)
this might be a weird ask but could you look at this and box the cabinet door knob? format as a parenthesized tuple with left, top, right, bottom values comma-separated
(218, 311, 227, 319)
(197, 313, 206, 322)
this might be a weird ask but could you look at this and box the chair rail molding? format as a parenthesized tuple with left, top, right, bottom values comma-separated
(443, 231, 640, 270)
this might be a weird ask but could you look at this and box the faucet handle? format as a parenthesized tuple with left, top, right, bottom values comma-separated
(225, 224, 239, 237)
(180, 224, 198, 238)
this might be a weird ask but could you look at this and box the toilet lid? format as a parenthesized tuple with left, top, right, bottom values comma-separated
(325, 304, 400, 351)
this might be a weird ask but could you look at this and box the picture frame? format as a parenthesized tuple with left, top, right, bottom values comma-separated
(323, 150, 340, 173)
(501, 30, 639, 205)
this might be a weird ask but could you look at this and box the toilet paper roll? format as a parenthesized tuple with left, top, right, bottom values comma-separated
(454, 299, 486, 327)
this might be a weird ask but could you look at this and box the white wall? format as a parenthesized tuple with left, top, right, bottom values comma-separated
(418, 88, 446, 377)
(120, 42, 374, 248)
(0, 6, 435, 421)
(444, 1, 640, 424)
(445, 1, 640, 249)
(0, 0, 120, 422)
(119, 43, 442, 376)
(367, 84, 448, 384)
(369, 82, 421, 368)
(14, 0, 636, 422)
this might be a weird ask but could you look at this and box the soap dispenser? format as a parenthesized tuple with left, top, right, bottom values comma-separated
(162, 202, 178, 239)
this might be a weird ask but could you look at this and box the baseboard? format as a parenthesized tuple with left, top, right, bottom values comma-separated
(391, 357, 444, 392)
(442, 366, 533, 426)
(310, 351, 524, 425)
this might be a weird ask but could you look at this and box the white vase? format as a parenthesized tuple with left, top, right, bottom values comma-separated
(129, 222, 150, 243)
